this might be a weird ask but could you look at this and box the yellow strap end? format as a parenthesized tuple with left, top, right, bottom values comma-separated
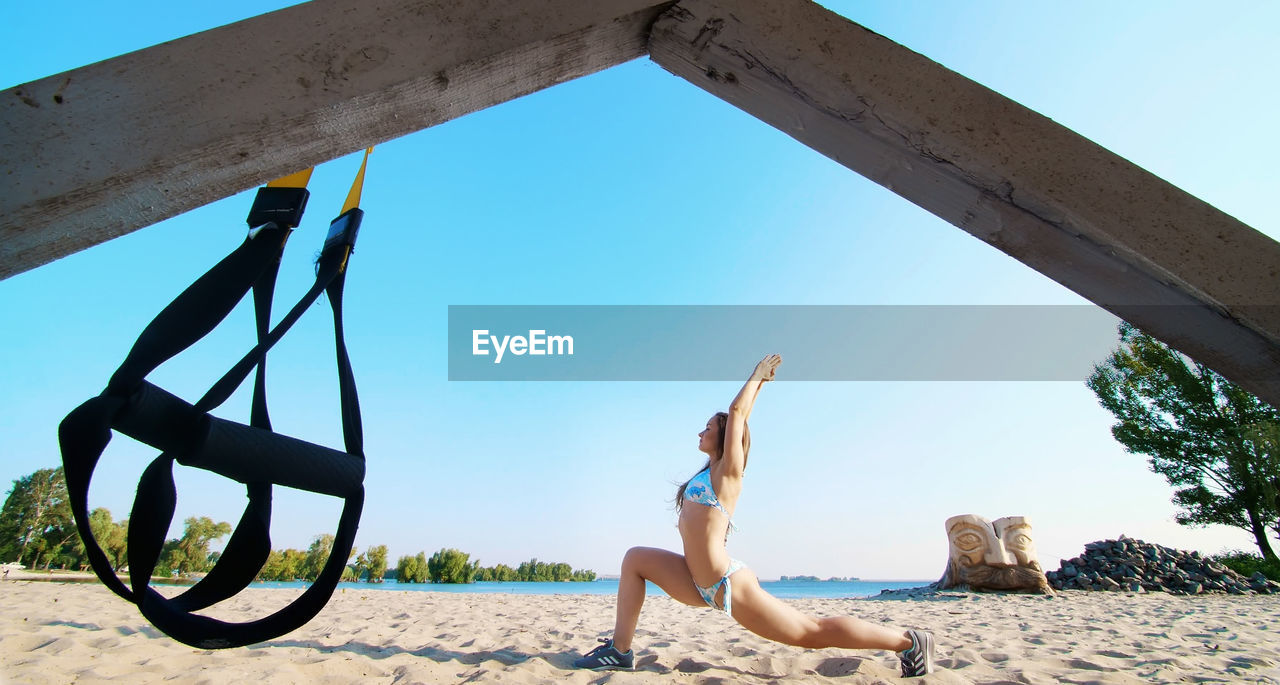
(341, 147, 374, 214)
(267, 167, 315, 189)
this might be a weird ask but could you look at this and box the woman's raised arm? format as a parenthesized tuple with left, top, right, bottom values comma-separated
(723, 354, 781, 475)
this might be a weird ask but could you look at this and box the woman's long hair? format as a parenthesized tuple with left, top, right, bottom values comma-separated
(674, 411, 750, 514)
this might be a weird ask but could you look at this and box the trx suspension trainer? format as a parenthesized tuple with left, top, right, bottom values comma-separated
(59, 150, 373, 649)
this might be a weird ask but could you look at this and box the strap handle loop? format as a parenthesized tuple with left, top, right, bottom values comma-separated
(60, 152, 372, 649)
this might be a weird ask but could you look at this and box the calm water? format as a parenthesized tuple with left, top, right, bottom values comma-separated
(252, 578, 930, 599)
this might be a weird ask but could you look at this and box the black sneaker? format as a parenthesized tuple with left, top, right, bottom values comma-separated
(573, 638, 634, 671)
(898, 629, 935, 677)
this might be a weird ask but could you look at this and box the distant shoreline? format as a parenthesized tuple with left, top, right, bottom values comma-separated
(4, 572, 932, 600)
(2, 569, 191, 585)
(3, 570, 936, 586)
(255, 578, 938, 601)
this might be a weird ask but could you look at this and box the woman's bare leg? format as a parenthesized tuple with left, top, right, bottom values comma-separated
(611, 546, 705, 652)
(728, 568, 913, 651)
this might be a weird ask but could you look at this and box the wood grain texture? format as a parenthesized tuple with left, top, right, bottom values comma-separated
(1, 0, 673, 278)
(650, 0, 1280, 404)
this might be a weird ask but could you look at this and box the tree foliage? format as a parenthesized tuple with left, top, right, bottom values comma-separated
(256, 540, 379, 582)
(1211, 550, 1280, 582)
(155, 516, 233, 576)
(363, 544, 388, 583)
(79, 507, 128, 571)
(1, 472, 604, 586)
(298, 533, 357, 582)
(474, 563, 519, 582)
(1088, 322, 1280, 562)
(302, 534, 334, 582)
(427, 548, 480, 584)
(453, 556, 597, 582)
(0, 467, 78, 569)
(396, 552, 429, 583)
(257, 548, 309, 581)
(509, 558, 595, 582)
(353, 550, 369, 582)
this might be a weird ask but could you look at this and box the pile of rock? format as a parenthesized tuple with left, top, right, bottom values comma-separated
(1045, 536, 1280, 595)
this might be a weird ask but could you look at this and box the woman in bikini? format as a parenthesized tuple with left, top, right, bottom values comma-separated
(573, 354, 936, 678)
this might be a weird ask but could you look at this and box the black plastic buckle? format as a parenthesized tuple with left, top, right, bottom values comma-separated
(323, 208, 363, 254)
(247, 187, 311, 230)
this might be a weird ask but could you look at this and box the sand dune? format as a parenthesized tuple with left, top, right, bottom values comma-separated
(2, 580, 1278, 683)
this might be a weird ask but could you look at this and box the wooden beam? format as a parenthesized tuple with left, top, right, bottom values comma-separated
(0, 0, 673, 279)
(650, 0, 1280, 406)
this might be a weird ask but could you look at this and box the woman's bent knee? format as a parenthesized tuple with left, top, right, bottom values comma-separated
(621, 546, 656, 573)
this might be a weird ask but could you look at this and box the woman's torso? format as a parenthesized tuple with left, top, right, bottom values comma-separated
(678, 462, 743, 586)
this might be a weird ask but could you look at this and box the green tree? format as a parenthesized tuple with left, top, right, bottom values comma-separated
(71, 507, 128, 572)
(156, 516, 233, 576)
(1088, 322, 1280, 562)
(278, 549, 307, 580)
(476, 563, 517, 581)
(1211, 550, 1280, 582)
(257, 546, 319, 581)
(38, 515, 80, 571)
(353, 550, 370, 582)
(516, 558, 555, 582)
(282, 548, 308, 580)
(365, 544, 388, 583)
(0, 467, 77, 568)
(473, 560, 595, 582)
(299, 534, 356, 582)
(1246, 422, 1280, 544)
(396, 552, 429, 583)
(301, 534, 334, 582)
(427, 548, 479, 584)
(258, 549, 286, 580)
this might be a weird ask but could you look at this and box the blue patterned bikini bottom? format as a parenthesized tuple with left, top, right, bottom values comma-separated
(696, 558, 747, 614)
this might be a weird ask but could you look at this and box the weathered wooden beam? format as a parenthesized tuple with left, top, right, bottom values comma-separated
(650, 0, 1280, 406)
(0, 0, 673, 279)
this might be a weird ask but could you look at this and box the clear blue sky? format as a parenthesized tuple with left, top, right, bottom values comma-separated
(2, 2, 1277, 580)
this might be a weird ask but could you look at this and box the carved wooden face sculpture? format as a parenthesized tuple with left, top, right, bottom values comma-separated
(940, 514, 1051, 593)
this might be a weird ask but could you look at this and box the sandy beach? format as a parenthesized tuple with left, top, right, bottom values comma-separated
(2, 579, 1278, 684)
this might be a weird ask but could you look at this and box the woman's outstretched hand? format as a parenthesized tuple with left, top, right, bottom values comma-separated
(753, 353, 782, 382)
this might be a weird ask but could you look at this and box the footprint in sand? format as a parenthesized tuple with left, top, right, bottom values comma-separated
(728, 645, 757, 658)
(814, 657, 863, 677)
(634, 654, 669, 673)
(1136, 656, 1193, 669)
(90, 636, 121, 650)
(1230, 655, 1277, 668)
(1063, 657, 1118, 672)
(673, 657, 716, 673)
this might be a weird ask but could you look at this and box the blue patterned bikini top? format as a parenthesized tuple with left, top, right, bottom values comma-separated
(684, 467, 738, 531)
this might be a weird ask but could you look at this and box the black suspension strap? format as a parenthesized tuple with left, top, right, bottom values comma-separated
(60, 150, 372, 649)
